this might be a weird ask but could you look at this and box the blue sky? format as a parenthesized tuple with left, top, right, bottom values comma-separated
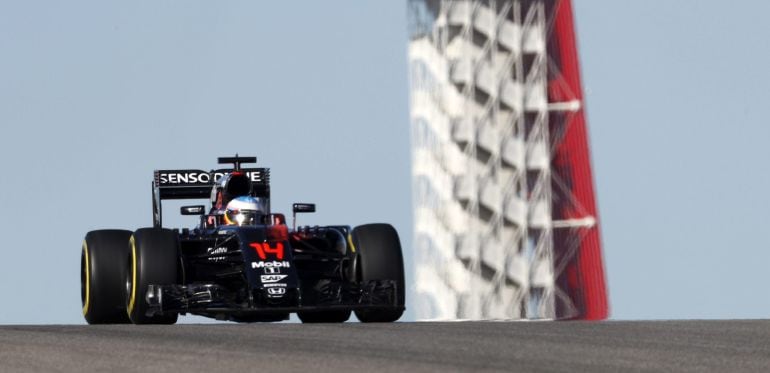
(0, 1, 768, 323)
(576, 1, 770, 319)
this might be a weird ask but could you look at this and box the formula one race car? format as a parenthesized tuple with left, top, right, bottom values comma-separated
(81, 155, 405, 324)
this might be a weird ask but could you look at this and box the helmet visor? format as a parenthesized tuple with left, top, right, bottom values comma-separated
(225, 209, 259, 226)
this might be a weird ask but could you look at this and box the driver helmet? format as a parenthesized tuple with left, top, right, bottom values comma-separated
(223, 196, 266, 226)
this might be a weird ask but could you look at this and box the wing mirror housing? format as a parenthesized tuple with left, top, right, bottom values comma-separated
(292, 203, 316, 230)
(293, 203, 316, 214)
(181, 205, 206, 215)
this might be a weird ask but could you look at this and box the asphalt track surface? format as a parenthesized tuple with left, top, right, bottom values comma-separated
(1, 320, 769, 372)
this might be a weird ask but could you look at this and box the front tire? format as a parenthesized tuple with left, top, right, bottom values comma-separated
(82, 230, 133, 324)
(352, 224, 405, 323)
(126, 228, 179, 324)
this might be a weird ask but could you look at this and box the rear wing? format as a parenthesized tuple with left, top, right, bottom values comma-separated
(152, 168, 270, 228)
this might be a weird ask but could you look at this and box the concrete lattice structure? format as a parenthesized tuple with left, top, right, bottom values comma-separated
(408, 0, 608, 320)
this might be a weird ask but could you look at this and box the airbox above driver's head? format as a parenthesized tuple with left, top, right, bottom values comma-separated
(223, 173, 252, 200)
(210, 173, 252, 206)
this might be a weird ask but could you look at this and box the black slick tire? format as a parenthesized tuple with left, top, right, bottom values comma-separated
(82, 230, 133, 324)
(126, 228, 179, 324)
(351, 223, 405, 323)
(297, 310, 351, 323)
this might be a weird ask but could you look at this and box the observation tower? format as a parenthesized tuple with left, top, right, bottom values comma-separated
(408, 0, 607, 320)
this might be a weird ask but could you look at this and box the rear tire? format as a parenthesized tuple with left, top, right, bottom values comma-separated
(81, 230, 133, 324)
(297, 310, 351, 323)
(126, 228, 179, 324)
(351, 224, 405, 323)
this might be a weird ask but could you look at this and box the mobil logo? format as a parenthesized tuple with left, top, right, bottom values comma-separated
(251, 261, 291, 269)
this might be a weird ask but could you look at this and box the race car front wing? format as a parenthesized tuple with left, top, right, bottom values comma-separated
(144, 280, 401, 317)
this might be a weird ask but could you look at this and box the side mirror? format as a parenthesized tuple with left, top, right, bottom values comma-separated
(181, 205, 206, 215)
(293, 203, 316, 214)
(292, 203, 316, 230)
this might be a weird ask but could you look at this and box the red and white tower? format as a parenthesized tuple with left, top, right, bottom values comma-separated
(408, 0, 607, 320)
